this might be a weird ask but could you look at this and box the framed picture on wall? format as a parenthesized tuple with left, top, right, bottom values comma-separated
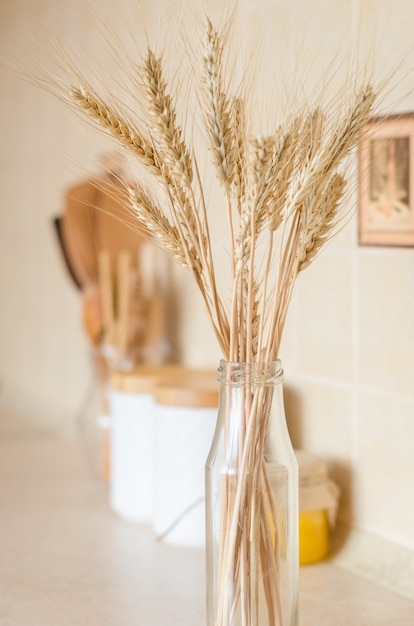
(359, 112, 414, 246)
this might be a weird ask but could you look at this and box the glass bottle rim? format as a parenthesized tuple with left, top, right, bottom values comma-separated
(218, 359, 284, 384)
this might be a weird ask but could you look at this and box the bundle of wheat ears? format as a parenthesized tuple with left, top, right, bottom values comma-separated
(56, 14, 377, 626)
(66, 23, 376, 363)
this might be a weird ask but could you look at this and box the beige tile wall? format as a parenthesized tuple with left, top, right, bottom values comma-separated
(0, 0, 413, 551)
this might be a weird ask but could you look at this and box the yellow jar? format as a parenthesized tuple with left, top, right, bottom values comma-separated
(299, 509, 330, 565)
(295, 450, 340, 566)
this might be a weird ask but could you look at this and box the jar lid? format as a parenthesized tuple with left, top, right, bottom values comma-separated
(295, 449, 340, 527)
(110, 364, 184, 394)
(295, 449, 329, 487)
(154, 369, 219, 408)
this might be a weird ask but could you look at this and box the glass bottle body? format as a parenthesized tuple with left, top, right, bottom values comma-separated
(205, 361, 299, 626)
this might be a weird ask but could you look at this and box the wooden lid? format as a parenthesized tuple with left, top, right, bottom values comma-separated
(110, 364, 185, 394)
(295, 450, 329, 486)
(154, 369, 219, 408)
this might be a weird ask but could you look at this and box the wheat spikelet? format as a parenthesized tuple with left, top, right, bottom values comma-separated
(250, 135, 275, 187)
(249, 124, 297, 234)
(70, 85, 160, 175)
(323, 85, 376, 172)
(234, 208, 252, 272)
(297, 173, 346, 272)
(139, 48, 209, 274)
(281, 86, 374, 231)
(141, 49, 193, 186)
(291, 108, 325, 170)
(262, 128, 297, 232)
(231, 97, 248, 210)
(271, 110, 324, 226)
(302, 107, 325, 163)
(202, 17, 234, 189)
(129, 184, 189, 269)
(132, 185, 207, 289)
(246, 276, 260, 358)
(232, 136, 277, 276)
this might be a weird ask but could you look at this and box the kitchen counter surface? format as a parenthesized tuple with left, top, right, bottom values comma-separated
(1, 409, 413, 626)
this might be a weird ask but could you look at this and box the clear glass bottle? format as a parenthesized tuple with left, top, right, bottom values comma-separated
(205, 361, 299, 626)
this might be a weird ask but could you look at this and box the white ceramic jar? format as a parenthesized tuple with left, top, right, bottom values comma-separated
(153, 371, 218, 547)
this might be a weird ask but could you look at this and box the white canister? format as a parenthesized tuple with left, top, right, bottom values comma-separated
(153, 372, 218, 547)
(109, 365, 181, 523)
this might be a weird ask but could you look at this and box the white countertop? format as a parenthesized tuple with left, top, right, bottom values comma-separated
(0, 410, 413, 626)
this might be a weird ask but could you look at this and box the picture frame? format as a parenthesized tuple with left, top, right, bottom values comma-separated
(358, 112, 414, 246)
